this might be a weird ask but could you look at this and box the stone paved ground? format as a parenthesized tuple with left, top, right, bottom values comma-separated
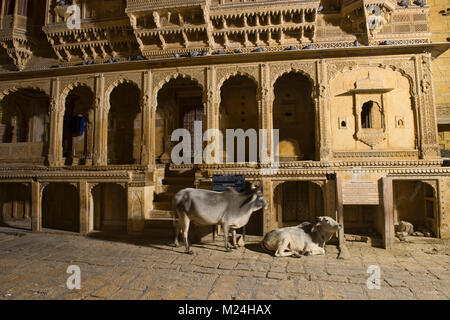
(0, 226, 449, 300)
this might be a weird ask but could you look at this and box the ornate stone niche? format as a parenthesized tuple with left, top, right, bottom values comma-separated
(346, 73, 394, 148)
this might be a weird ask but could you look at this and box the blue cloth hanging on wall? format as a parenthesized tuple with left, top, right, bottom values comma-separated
(64, 116, 86, 136)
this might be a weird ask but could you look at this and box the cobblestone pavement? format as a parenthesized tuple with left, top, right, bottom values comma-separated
(0, 226, 449, 300)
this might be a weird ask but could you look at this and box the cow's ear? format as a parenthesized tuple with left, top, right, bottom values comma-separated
(311, 223, 321, 232)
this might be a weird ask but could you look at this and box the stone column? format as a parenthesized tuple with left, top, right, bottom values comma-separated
(127, 185, 151, 234)
(415, 54, 441, 159)
(205, 66, 221, 163)
(335, 175, 345, 246)
(259, 63, 273, 164)
(48, 78, 64, 167)
(262, 178, 275, 235)
(382, 177, 394, 249)
(317, 60, 332, 161)
(93, 74, 107, 166)
(31, 181, 43, 232)
(79, 180, 92, 235)
(141, 71, 153, 165)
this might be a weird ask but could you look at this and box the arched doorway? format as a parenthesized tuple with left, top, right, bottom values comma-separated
(0, 88, 49, 161)
(0, 183, 31, 230)
(156, 77, 204, 164)
(42, 183, 79, 232)
(92, 183, 127, 232)
(62, 85, 94, 165)
(220, 75, 258, 163)
(274, 181, 324, 227)
(273, 72, 315, 161)
(108, 82, 141, 164)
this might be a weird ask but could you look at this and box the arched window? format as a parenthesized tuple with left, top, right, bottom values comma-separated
(361, 100, 382, 129)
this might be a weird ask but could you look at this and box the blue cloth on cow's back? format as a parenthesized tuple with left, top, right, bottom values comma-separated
(64, 116, 86, 136)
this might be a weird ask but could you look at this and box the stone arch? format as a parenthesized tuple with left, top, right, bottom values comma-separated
(155, 75, 204, 163)
(329, 65, 417, 152)
(107, 80, 142, 164)
(59, 82, 94, 107)
(105, 78, 141, 113)
(0, 85, 50, 102)
(270, 68, 315, 92)
(329, 64, 416, 99)
(219, 73, 260, 163)
(273, 71, 316, 161)
(0, 86, 50, 146)
(153, 72, 205, 107)
(60, 82, 95, 165)
(217, 71, 260, 96)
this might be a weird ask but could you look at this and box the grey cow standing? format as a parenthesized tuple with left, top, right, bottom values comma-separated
(172, 184, 268, 254)
(262, 216, 342, 257)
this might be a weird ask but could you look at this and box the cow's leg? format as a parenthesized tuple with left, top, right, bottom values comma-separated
(180, 216, 193, 255)
(304, 243, 325, 256)
(309, 246, 325, 256)
(172, 214, 181, 248)
(274, 239, 300, 258)
(222, 224, 232, 252)
(231, 229, 238, 249)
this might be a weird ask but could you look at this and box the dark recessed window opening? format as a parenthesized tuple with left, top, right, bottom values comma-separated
(361, 100, 382, 129)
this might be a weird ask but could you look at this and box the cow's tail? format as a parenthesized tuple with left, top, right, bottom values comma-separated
(171, 190, 192, 228)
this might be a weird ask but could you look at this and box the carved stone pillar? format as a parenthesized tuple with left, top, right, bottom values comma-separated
(259, 63, 273, 163)
(141, 71, 152, 165)
(48, 78, 64, 166)
(93, 74, 107, 166)
(415, 54, 441, 159)
(317, 60, 332, 161)
(262, 178, 275, 235)
(31, 181, 43, 232)
(79, 180, 92, 235)
(127, 185, 150, 234)
(382, 177, 394, 249)
(206, 66, 221, 163)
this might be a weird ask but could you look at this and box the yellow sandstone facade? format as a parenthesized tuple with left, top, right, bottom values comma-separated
(0, 0, 449, 249)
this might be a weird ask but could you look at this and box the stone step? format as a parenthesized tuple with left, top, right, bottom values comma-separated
(148, 209, 174, 219)
(153, 201, 172, 211)
(154, 192, 175, 202)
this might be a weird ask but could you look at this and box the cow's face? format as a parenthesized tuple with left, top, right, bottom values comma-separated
(313, 216, 342, 233)
(254, 190, 268, 210)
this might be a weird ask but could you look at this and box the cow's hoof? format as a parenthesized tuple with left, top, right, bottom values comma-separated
(226, 248, 233, 252)
(186, 250, 194, 255)
(171, 243, 179, 248)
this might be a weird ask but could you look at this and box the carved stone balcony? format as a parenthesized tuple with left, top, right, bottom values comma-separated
(125, 0, 320, 58)
(43, 0, 139, 64)
(0, 14, 35, 70)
